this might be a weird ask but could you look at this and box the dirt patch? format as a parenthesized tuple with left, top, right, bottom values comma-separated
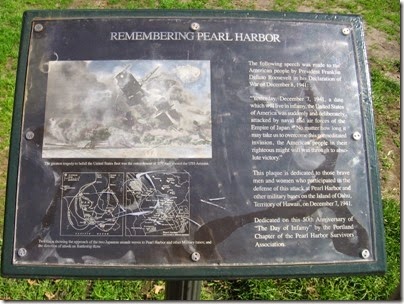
(252, 0, 275, 10)
(69, 0, 108, 8)
(376, 101, 400, 202)
(379, 138, 400, 201)
(365, 26, 400, 62)
(297, 6, 314, 13)
(6, 57, 16, 71)
(365, 26, 400, 82)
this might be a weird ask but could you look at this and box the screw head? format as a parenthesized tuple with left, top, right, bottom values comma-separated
(25, 130, 35, 140)
(352, 132, 361, 141)
(361, 249, 370, 259)
(17, 248, 27, 257)
(191, 251, 200, 262)
(342, 28, 350, 35)
(190, 22, 200, 31)
(34, 23, 44, 32)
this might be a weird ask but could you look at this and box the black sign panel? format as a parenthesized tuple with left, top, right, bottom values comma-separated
(2, 10, 385, 278)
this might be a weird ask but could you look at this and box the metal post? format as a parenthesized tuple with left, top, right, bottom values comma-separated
(164, 280, 202, 300)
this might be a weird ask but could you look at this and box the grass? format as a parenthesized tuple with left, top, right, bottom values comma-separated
(0, 0, 400, 301)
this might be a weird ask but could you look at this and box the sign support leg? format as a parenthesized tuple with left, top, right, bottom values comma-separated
(164, 280, 202, 300)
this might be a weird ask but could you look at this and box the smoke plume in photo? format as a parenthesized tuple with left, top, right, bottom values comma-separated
(43, 60, 211, 157)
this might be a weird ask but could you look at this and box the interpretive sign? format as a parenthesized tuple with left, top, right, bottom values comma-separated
(2, 10, 385, 278)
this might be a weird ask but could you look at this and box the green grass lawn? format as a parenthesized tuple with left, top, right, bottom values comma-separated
(0, 0, 400, 300)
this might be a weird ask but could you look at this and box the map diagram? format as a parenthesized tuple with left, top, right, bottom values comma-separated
(60, 172, 190, 237)
(61, 172, 125, 236)
(125, 172, 190, 236)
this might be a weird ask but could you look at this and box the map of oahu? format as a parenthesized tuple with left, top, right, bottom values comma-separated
(61, 172, 190, 237)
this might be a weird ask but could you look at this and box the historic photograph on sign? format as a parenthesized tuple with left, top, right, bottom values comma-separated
(42, 60, 212, 158)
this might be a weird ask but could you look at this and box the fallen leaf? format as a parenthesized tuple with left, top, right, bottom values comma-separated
(306, 286, 317, 295)
(153, 284, 165, 294)
(45, 292, 56, 300)
(27, 279, 38, 286)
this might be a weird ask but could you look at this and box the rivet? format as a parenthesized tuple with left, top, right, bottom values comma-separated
(191, 251, 200, 262)
(34, 23, 44, 32)
(342, 28, 350, 35)
(25, 130, 35, 140)
(352, 132, 361, 141)
(361, 249, 370, 259)
(17, 248, 27, 257)
(190, 22, 200, 31)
